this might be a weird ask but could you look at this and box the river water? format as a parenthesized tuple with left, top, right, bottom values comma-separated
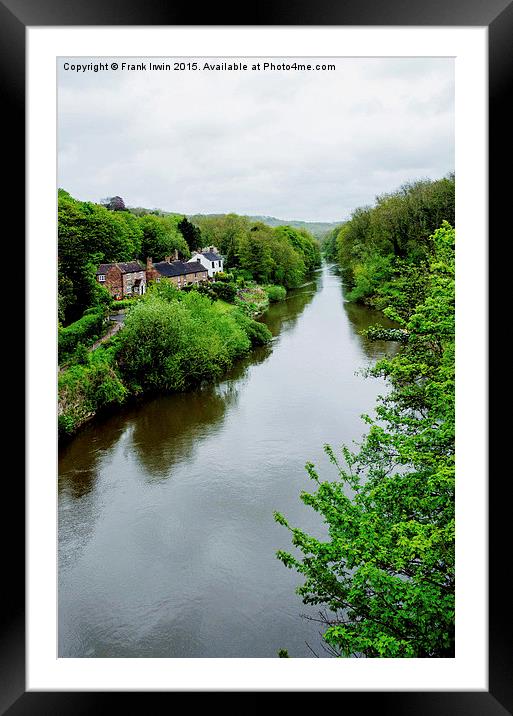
(58, 263, 399, 658)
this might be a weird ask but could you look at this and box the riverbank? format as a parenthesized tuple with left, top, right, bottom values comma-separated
(58, 284, 279, 440)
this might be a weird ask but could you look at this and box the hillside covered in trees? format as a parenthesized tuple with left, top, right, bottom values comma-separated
(58, 189, 190, 324)
(322, 174, 455, 310)
(191, 213, 342, 239)
(58, 190, 321, 326)
(193, 214, 321, 287)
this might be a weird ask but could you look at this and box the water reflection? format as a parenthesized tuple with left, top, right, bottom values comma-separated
(58, 263, 399, 658)
(129, 389, 236, 481)
(328, 266, 401, 361)
(342, 300, 401, 360)
(259, 274, 319, 337)
(58, 412, 128, 499)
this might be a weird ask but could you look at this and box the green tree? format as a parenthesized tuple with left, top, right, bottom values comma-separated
(139, 214, 189, 261)
(195, 213, 251, 267)
(178, 216, 202, 252)
(117, 291, 252, 393)
(58, 189, 143, 322)
(336, 175, 455, 306)
(194, 214, 320, 287)
(275, 223, 455, 658)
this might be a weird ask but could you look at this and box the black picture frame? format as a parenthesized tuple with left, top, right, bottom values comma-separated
(3, 0, 505, 711)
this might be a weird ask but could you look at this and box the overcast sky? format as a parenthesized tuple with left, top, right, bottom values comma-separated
(58, 57, 454, 222)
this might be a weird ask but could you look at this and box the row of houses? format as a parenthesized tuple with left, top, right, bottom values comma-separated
(96, 248, 224, 300)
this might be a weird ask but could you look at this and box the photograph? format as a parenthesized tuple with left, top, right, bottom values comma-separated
(0, 0, 507, 703)
(56, 55, 456, 660)
(6, 7, 499, 705)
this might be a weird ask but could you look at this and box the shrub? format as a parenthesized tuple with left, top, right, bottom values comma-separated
(215, 271, 234, 282)
(117, 292, 251, 393)
(211, 281, 237, 302)
(110, 298, 138, 311)
(58, 347, 127, 436)
(58, 308, 105, 362)
(263, 284, 287, 302)
(233, 311, 272, 346)
(71, 342, 91, 365)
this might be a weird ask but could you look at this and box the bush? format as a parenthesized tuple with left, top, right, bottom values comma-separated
(233, 312, 272, 346)
(83, 306, 103, 316)
(58, 308, 105, 362)
(117, 292, 252, 393)
(215, 271, 234, 282)
(58, 347, 127, 436)
(110, 298, 138, 311)
(211, 281, 237, 302)
(71, 342, 91, 365)
(263, 284, 287, 302)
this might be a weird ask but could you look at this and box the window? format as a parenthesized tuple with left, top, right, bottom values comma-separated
(197, 258, 201, 263)
(98, 274, 105, 282)
(212, 261, 215, 268)
(126, 285, 132, 294)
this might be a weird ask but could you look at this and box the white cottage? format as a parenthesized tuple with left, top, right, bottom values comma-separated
(187, 250, 224, 279)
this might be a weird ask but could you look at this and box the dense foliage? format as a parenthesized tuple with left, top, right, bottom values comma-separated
(178, 216, 202, 253)
(58, 306, 107, 362)
(58, 342, 127, 436)
(117, 289, 253, 393)
(58, 190, 190, 324)
(194, 214, 321, 288)
(321, 225, 344, 262)
(58, 280, 272, 437)
(263, 284, 287, 302)
(138, 213, 189, 264)
(329, 175, 454, 307)
(275, 222, 455, 658)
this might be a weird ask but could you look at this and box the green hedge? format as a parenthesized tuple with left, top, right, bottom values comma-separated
(58, 308, 105, 362)
(116, 292, 253, 393)
(110, 298, 137, 311)
(58, 345, 127, 437)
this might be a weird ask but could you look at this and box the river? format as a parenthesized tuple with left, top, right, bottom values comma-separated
(58, 263, 399, 658)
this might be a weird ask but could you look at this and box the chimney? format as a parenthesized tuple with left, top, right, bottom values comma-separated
(164, 255, 171, 263)
(146, 257, 153, 270)
(173, 249, 179, 261)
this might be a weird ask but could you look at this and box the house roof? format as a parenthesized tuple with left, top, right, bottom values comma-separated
(96, 261, 145, 275)
(118, 261, 145, 274)
(199, 252, 222, 261)
(153, 260, 208, 278)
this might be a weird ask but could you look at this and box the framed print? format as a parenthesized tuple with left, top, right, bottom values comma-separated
(3, 0, 508, 711)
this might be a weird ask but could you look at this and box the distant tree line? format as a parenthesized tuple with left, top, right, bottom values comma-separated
(194, 214, 321, 287)
(321, 174, 455, 308)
